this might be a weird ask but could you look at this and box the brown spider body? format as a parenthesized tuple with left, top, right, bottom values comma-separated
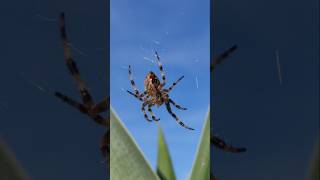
(127, 52, 194, 130)
(144, 71, 168, 107)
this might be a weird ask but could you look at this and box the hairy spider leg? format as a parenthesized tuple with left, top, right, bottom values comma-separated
(169, 99, 187, 110)
(128, 65, 142, 96)
(154, 51, 166, 86)
(91, 97, 109, 114)
(55, 92, 108, 126)
(164, 75, 184, 93)
(60, 13, 94, 107)
(165, 102, 194, 130)
(127, 90, 144, 101)
(211, 135, 247, 153)
(211, 45, 237, 71)
(141, 102, 152, 122)
(147, 104, 160, 121)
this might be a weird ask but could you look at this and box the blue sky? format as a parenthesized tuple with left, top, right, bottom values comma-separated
(110, 0, 209, 179)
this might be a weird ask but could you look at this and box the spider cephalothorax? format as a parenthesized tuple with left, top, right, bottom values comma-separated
(127, 52, 194, 130)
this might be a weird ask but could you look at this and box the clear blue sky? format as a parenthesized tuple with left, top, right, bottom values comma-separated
(110, 0, 210, 179)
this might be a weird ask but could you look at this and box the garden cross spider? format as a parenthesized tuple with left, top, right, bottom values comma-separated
(127, 52, 194, 130)
(54, 13, 110, 163)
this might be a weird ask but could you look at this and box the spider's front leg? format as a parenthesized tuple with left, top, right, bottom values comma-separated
(164, 75, 184, 93)
(128, 65, 142, 96)
(165, 102, 194, 130)
(154, 51, 166, 86)
(127, 90, 144, 101)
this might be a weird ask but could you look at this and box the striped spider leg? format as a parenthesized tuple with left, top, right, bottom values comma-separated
(54, 12, 110, 164)
(211, 134, 246, 153)
(210, 44, 237, 71)
(154, 51, 166, 87)
(127, 69, 159, 122)
(127, 51, 194, 130)
(210, 44, 246, 153)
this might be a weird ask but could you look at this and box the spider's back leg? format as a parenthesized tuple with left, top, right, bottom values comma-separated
(142, 102, 152, 122)
(169, 99, 187, 110)
(165, 102, 194, 130)
(147, 104, 160, 121)
(59, 12, 94, 107)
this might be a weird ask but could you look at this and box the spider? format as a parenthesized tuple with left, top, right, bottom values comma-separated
(210, 45, 247, 153)
(127, 51, 194, 130)
(54, 12, 110, 164)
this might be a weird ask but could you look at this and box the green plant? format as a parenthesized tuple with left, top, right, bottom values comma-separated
(110, 106, 210, 180)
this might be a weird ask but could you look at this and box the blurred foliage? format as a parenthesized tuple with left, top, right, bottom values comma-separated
(156, 124, 176, 180)
(0, 139, 29, 180)
(110, 107, 159, 180)
(189, 110, 210, 180)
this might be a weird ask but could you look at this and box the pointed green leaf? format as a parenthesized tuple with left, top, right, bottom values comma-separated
(156, 124, 176, 180)
(189, 109, 210, 180)
(110, 107, 159, 180)
(0, 139, 29, 180)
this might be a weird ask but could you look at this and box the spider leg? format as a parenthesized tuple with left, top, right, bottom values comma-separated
(147, 104, 160, 121)
(127, 90, 143, 101)
(128, 65, 141, 96)
(59, 13, 94, 107)
(169, 99, 187, 110)
(141, 102, 152, 122)
(100, 130, 110, 165)
(54, 91, 88, 113)
(211, 45, 237, 71)
(164, 76, 184, 93)
(91, 97, 109, 114)
(55, 92, 108, 126)
(211, 134, 246, 153)
(165, 102, 194, 130)
(154, 51, 166, 86)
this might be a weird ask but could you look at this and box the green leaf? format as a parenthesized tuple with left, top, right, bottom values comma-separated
(0, 139, 29, 180)
(189, 109, 210, 180)
(156, 124, 176, 180)
(110, 107, 159, 180)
